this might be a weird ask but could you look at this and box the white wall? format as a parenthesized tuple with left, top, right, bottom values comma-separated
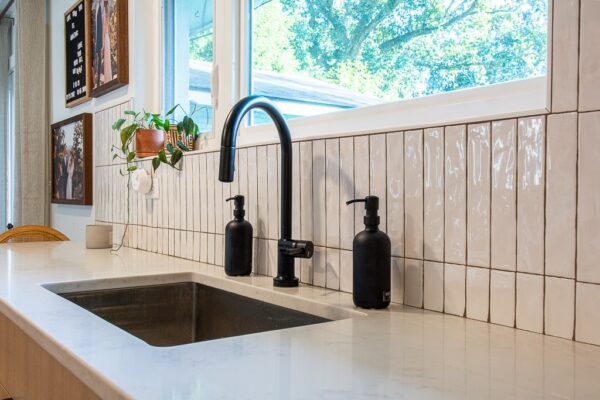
(49, 0, 161, 240)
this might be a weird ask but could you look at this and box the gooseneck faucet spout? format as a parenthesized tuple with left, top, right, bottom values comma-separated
(219, 96, 313, 287)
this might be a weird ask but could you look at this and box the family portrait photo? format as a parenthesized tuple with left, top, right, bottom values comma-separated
(90, 0, 128, 97)
(51, 114, 93, 205)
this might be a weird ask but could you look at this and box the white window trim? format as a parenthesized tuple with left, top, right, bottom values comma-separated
(234, 76, 548, 147)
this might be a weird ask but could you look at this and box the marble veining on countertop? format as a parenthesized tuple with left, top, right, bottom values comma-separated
(0, 242, 598, 399)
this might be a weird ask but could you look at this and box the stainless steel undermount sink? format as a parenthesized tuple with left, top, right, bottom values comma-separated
(56, 282, 331, 347)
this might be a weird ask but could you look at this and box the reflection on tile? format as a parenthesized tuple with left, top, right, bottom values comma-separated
(517, 117, 545, 274)
(405, 259, 423, 308)
(370, 134, 387, 231)
(268, 239, 277, 277)
(516, 273, 543, 333)
(313, 140, 326, 247)
(546, 113, 577, 278)
(326, 248, 340, 290)
(256, 146, 269, 238)
(467, 123, 491, 267)
(545, 277, 575, 339)
(354, 136, 370, 234)
(326, 139, 340, 248)
(424, 128, 444, 261)
(340, 249, 353, 293)
(313, 246, 326, 288)
(405, 130, 424, 259)
(576, 282, 600, 346)
(424, 261, 444, 312)
(247, 147, 258, 233)
(267, 145, 279, 240)
(466, 267, 489, 322)
(339, 138, 355, 250)
(391, 257, 404, 304)
(579, 0, 600, 111)
(445, 264, 465, 317)
(444, 125, 466, 265)
(292, 143, 300, 240)
(386, 132, 404, 257)
(491, 120, 517, 271)
(552, 0, 579, 112)
(490, 270, 515, 327)
(577, 112, 600, 284)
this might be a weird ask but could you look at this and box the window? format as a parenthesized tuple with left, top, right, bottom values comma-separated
(163, 0, 213, 133)
(249, 0, 548, 123)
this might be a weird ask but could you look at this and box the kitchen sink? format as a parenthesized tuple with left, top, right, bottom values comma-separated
(58, 282, 330, 347)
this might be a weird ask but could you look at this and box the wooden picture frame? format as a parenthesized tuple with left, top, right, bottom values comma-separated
(64, 0, 92, 108)
(89, 0, 128, 98)
(50, 114, 93, 205)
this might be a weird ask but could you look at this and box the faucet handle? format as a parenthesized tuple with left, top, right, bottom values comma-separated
(278, 239, 314, 259)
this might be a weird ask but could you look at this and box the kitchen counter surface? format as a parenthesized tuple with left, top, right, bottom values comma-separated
(0, 241, 598, 399)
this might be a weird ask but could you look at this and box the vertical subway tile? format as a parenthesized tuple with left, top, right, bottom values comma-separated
(545, 277, 575, 339)
(490, 270, 515, 327)
(404, 130, 424, 259)
(214, 155, 223, 235)
(444, 125, 467, 265)
(207, 233, 215, 264)
(257, 238, 268, 276)
(206, 153, 215, 233)
(267, 239, 278, 277)
(551, 0, 579, 112)
(247, 147, 258, 234)
(577, 112, 600, 283)
(193, 232, 200, 261)
(199, 154, 208, 232)
(339, 137, 355, 250)
(256, 146, 269, 238)
(575, 282, 600, 346)
(546, 113, 577, 278)
(238, 148, 249, 215)
(174, 170, 181, 230)
(467, 123, 491, 267)
(300, 141, 314, 284)
(466, 267, 489, 322)
(404, 259, 423, 308)
(579, 0, 600, 111)
(215, 235, 223, 266)
(517, 117, 545, 275)
(391, 257, 404, 304)
(326, 248, 340, 290)
(292, 142, 300, 240)
(444, 264, 466, 317)
(186, 158, 194, 231)
(267, 145, 279, 239)
(326, 139, 340, 248)
(313, 140, 326, 247)
(313, 246, 327, 288)
(516, 273, 544, 333)
(354, 136, 369, 234)
(168, 166, 175, 230)
(192, 155, 200, 232)
(424, 261, 444, 312)
(370, 134, 387, 231)
(386, 131, 404, 257)
(491, 120, 517, 271)
(340, 250, 353, 293)
(200, 233, 208, 263)
(424, 128, 444, 261)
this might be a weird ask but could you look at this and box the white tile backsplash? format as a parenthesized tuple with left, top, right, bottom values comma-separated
(95, 10, 600, 346)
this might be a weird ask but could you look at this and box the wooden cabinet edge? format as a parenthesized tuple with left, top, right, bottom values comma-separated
(0, 311, 100, 399)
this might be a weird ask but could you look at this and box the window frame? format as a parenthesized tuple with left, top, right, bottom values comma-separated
(163, 0, 552, 150)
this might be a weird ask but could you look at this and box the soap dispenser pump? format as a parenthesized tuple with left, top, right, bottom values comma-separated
(346, 196, 391, 309)
(224, 195, 253, 276)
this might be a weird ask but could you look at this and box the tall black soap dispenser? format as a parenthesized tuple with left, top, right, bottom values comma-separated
(346, 196, 391, 309)
(225, 195, 253, 276)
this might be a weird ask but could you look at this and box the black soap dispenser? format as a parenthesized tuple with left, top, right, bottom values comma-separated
(346, 196, 391, 309)
(225, 195, 253, 276)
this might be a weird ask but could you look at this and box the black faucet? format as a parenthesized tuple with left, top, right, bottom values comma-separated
(219, 96, 314, 287)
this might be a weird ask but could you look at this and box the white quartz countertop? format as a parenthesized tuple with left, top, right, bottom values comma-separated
(0, 242, 599, 399)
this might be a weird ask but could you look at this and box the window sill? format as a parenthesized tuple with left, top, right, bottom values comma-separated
(219, 76, 548, 148)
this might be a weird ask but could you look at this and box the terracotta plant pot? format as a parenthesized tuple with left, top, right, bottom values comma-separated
(135, 129, 165, 158)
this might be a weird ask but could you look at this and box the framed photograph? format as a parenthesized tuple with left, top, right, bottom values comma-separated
(51, 114, 93, 205)
(65, 0, 91, 107)
(89, 0, 128, 98)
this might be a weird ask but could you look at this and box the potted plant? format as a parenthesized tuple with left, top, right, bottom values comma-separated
(110, 105, 202, 251)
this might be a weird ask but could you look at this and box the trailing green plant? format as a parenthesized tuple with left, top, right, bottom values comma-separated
(109, 105, 204, 252)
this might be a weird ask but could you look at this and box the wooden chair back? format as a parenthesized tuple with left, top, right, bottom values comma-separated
(0, 225, 69, 244)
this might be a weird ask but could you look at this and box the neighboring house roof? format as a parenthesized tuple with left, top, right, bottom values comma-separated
(189, 60, 381, 109)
